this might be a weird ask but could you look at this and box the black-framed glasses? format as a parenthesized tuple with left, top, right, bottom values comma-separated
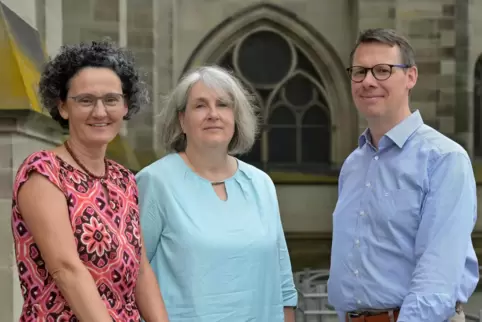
(346, 64, 411, 83)
(69, 93, 125, 109)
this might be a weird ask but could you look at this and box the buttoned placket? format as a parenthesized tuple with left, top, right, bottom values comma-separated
(352, 145, 380, 308)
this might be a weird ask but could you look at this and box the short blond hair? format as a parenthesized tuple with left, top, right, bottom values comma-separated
(157, 65, 259, 155)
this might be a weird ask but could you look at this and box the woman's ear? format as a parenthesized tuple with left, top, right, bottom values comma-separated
(122, 101, 128, 118)
(58, 100, 68, 121)
(178, 112, 185, 133)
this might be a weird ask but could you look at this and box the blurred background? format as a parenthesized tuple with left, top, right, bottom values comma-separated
(0, 0, 481, 321)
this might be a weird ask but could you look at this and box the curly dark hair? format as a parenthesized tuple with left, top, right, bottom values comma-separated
(38, 39, 148, 128)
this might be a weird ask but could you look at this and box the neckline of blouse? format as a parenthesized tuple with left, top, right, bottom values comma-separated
(174, 152, 243, 185)
(45, 150, 112, 180)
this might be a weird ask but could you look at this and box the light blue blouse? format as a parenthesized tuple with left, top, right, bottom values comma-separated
(136, 153, 297, 322)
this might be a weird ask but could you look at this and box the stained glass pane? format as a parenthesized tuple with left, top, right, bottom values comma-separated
(302, 106, 329, 125)
(296, 48, 323, 84)
(238, 137, 261, 164)
(237, 30, 292, 85)
(215, 29, 334, 171)
(268, 127, 296, 163)
(269, 106, 295, 125)
(284, 74, 315, 106)
(302, 127, 330, 163)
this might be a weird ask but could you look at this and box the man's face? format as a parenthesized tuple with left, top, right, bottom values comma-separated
(350, 42, 417, 120)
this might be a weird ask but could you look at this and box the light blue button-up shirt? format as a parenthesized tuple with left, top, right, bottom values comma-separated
(327, 110, 479, 322)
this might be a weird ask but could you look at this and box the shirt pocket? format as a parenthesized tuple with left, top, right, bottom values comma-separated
(376, 188, 423, 240)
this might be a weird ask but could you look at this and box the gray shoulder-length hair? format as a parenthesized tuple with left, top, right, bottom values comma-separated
(157, 65, 259, 155)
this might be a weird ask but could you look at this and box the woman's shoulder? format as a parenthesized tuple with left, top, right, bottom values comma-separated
(21, 149, 58, 165)
(134, 154, 184, 203)
(13, 150, 65, 197)
(134, 153, 185, 192)
(136, 153, 182, 177)
(107, 158, 135, 177)
(236, 159, 278, 198)
(16, 150, 61, 178)
(236, 159, 273, 186)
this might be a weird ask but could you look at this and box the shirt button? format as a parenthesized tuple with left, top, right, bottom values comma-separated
(366, 182, 371, 187)
(355, 239, 360, 246)
(360, 211, 365, 216)
(354, 269, 359, 276)
(357, 299, 362, 305)
(374, 156, 379, 160)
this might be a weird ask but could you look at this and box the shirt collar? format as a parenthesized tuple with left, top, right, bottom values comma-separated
(358, 129, 371, 148)
(358, 110, 424, 149)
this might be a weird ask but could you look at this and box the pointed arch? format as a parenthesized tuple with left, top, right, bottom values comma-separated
(269, 105, 296, 125)
(182, 3, 356, 172)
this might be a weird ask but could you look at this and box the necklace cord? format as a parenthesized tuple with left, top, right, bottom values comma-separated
(63, 141, 109, 182)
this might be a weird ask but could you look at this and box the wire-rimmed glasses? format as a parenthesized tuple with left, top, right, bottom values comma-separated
(68, 93, 125, 110)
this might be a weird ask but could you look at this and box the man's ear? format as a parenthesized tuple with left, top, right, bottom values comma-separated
(407, 66, 418, 90)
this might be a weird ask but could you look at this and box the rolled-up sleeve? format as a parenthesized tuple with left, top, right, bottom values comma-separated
(268, 179, 298, 307)
(397, 152, 478, 321)
(136, 170, 164, 262)
(277, 216, 298, 307)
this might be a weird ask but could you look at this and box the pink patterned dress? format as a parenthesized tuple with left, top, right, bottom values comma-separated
(11, 150, 142, 321)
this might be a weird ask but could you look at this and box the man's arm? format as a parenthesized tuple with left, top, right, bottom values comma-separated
(397, 152, 478, 322)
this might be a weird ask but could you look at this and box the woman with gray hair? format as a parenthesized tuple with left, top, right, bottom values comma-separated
(136, 65, 297, 321)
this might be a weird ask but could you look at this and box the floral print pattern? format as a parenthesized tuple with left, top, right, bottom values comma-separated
(12, 151, 142, 321)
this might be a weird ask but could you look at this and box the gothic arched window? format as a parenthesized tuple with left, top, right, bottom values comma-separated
(474, 55, 482, 157)
(218, 28, 331, 172)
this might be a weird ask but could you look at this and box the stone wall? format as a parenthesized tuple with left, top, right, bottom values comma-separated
(454, 0, 470, 151)
(355, 0, 467, 150)
(171, 0, 358, 164)
(125, 0, 155, 162)
(0, 110, 64, 321)
(56, 0, 482, 169)
(469, 0, 482, 160)
(61, 0, 160, 167)
(152, 0, 174, 154)
(20, 0, 482, 263)
(1, 2, 482, 319)
(0, 130, 16, 322)
(63, 0, 119, 45)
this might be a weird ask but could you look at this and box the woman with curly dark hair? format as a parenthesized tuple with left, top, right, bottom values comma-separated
(11, 40, 169, 321)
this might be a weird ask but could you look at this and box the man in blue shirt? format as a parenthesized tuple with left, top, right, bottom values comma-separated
(327, 28, 479, 322)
